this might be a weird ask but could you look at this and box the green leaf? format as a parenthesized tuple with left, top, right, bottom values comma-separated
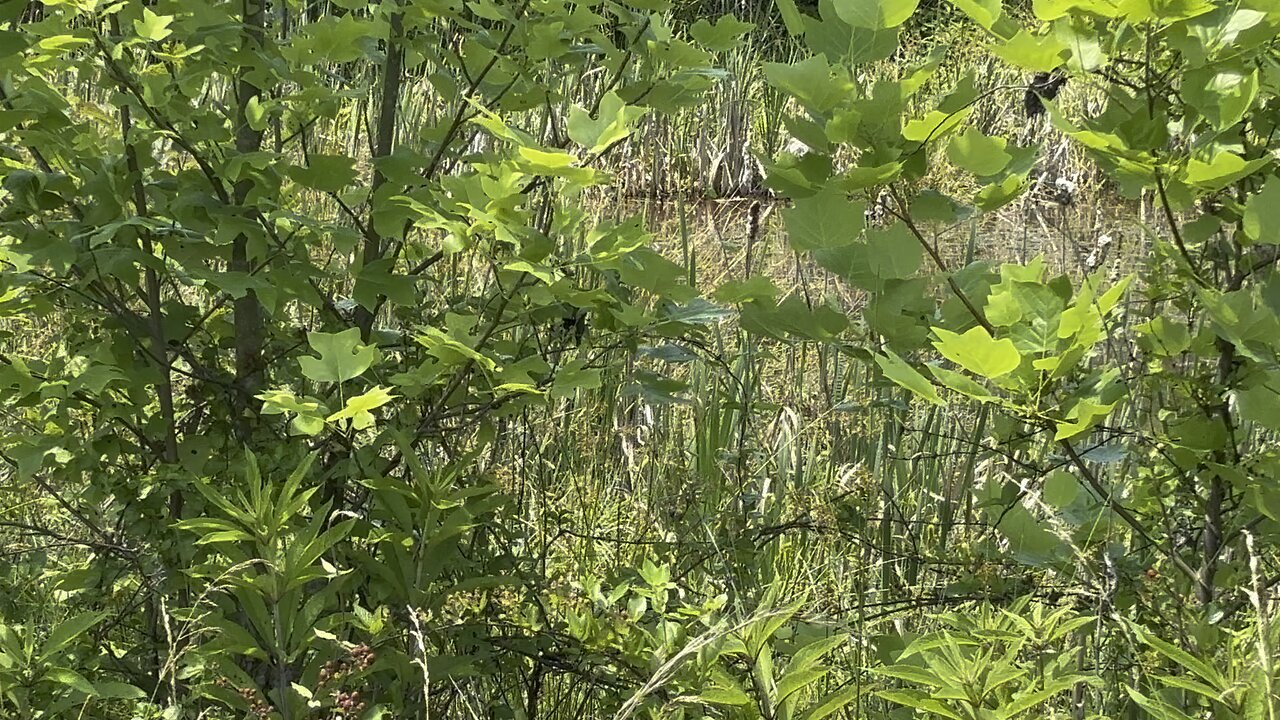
(566, 92, 645, 153)
(784, 187, 865, 251)
(689, 15, 755, 51)
(245, 95, 268, 132)
(777, 668, 829, 703)
(930, 364, 998, 401)
(764, 56, 853, 113)
(876, 351, 942, 404)
(932, 326, 1022, 378)
(1242, 175, 1280, 244)
(775, 0, 807, 35)
(39, 612, 103, 663)
(948, 127, 1012, 176)
(354, 258, 417, 309)
(0, 30, 29, 58)
(902, 108, 971, 142)
(865, 222, 921, 279)
(1184, 65, 1258, 132)
(975, 173, 1030, 210)
(94, 681, 147, 699)
(134, 7, 174, 42)
(326, 386, 396, 430)
(715, 276, 780, 304)
(1237, 373, 1280, 431)
(287, 154, 359, 193)
(298, 328, 379, 383)
(991, 30, 1068, 71)
(1042, 470, 1080, 507)
(832, 0, 921, 29)
(946, 0, 1004, 29)
(1054, 398, 1116, 440)
(798, 686, 860, 720)
(1184, 150, 1269, 191)
(45, 667, 97, 696)
(1124, 686, 1197, 720)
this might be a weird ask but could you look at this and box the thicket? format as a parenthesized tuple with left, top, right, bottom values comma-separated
(0, 0, 1278, 718)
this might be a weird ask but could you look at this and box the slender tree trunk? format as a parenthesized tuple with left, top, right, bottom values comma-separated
(1199, 337, 1237, 604)
(353, 3, 404, 340)
(232, 0, 267, 425)
(107, 15, 180, 699)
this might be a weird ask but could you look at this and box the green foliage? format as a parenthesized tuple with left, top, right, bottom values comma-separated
(2, 0, 1280, 717)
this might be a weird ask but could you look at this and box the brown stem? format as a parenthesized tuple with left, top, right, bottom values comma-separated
(1154, 172, 1210, 288)
(889, 187, 995, 334)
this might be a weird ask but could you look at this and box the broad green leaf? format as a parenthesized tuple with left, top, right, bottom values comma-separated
(1034, 0, 1122, 19)
(932, 326, 1022, 377)
(947, 0, 1004, 29)
(878, 689, 966, 720)
(287, 155, 359, 193)
(1124, 686, 1197, 720)
(566, 92, 645, 153)
(930, 364, 998, 401)
(715, 276, 780, 304)
(689, 15, 755, 51)
(1242, 174, 1280, 244)
(865, 222, 921, 279)
(298, 328, 379, 383)
(45, 667, 97, 696)
(991, 30, 1069, 71)
(327, 386, 397, 430)
(777, 668, 829, 703)
(776, 0, 807, 34)
(764, 56, 853, 113)
(874, 664, 946, 686)
(1054, 398, 1116, 440)
(1184, 150, 1269, 190)
(1238, 375, 1280, 431)
(832, 0, 921, 28)
(134, 8, 174, 42)
(975, 172, 1030, 210)
(39, 613, 103, 663)
(1042, 470, 1081, 507)
(784, 188, 865, 251)
(95, 681, 147, 699)
(797, 686, 859, 720)
(902, 108, 971, 142)
(1184, 65, 1258, 132)
(0, 30, 28, 58)
(997, 503, 1068, 566)
(948, 127, 1012, 176)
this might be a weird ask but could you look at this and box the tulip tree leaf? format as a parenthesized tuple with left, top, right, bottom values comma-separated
(948, 127, 1013, 176)
(832, 0, 921, 29)
(785, 188, 866, 251)
(327, 386, 397, 430)
(932, 326, 1022, 378)
(299, 328, 379, 383)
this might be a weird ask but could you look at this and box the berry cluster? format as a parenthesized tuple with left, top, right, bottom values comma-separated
(213, 678, 272, 719)
(316, 644, 379, 717)
(334, 689, 367, 717)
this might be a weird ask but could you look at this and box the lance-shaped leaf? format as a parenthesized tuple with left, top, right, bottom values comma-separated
(875, 351, 943, 405)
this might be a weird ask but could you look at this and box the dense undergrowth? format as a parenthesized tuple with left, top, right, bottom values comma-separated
(1, 0, 1279, 718)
